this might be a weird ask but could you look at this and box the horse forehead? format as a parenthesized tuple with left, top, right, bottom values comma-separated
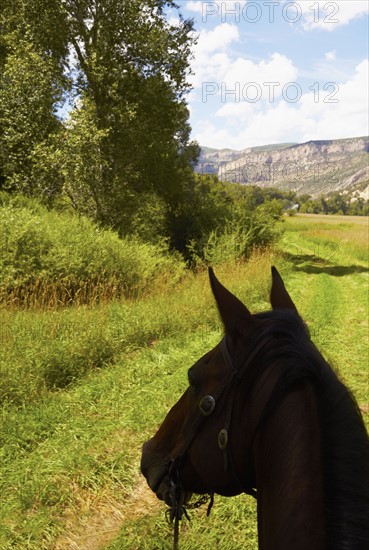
(193, 344, 226, 376)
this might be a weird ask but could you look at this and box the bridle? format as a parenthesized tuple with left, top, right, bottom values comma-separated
(167, 334, 263, 549)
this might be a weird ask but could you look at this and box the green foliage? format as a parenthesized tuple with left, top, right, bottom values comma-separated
(199, 223, 251, 265)
(62, 0, 199, 242)
(55, 97, 111, 219)
(0, 0, 68, 192)
(0, 192, 185, 304)
(58, 5, 200, 237)
(0, 0, 69, 65)
(298, 190, 369, 215)
(185, 177, 284, 265)
(170, 174, 232, 256)
(56, 94, 174, 242)
(0, 179, 285, 303)
(0, 40, 63, 194)
(224, 185, 369, 217)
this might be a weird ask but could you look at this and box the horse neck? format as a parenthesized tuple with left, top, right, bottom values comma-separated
(253, 379, 325, 550)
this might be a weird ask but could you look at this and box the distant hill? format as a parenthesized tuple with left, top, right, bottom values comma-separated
(195, 137, 369, 198)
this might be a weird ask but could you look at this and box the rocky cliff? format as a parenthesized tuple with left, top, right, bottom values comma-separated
(196, 137, 369, 197)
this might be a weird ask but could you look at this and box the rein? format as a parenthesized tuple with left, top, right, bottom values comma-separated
(166, 478, 214, 550)
(167, 334, 262, 549)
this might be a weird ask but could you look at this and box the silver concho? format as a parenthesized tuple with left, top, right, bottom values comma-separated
(218, 428, 228, 450)
(199, 395, 216, 416)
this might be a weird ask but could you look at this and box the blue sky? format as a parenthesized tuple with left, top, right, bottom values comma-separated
(170, 1, 369, 149)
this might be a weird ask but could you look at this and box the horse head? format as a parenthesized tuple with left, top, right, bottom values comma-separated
(141, 266, 299, 505)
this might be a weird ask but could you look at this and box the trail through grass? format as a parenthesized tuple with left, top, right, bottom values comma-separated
(0, 215, 368, 549)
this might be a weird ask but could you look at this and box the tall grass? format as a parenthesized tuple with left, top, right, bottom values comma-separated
(1, 210, 367, 549)
(1, 191, 285, 308)
(0, 193, 185, 307)
(0, 254, 274, 549)
(0, 252, 274, 407)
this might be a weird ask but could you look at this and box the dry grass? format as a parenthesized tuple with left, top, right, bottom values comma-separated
(55, 476, 161, 550)
(1, 275, 124, 309)
(0, 267, 186, 310)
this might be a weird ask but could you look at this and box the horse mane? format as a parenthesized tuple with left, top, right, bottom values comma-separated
(242, 309, 369, 550)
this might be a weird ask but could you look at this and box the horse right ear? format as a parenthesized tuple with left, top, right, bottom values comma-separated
(208, 267, 254, 334)
(270, 266, 299, 314)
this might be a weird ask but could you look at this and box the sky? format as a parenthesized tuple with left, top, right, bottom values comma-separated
(169, 0, 369, 149)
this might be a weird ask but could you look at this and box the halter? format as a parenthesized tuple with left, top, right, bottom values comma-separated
(167, 334, 262, 549)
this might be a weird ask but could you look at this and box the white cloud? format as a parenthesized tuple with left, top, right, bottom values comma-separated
(167, 16, 181, 26)
(299, 59, 369, 140)
(215, 100, 257, 119)
(325, 50, 337, 61)
(185, 1, 204, 14)
(194, 101, 311, 149)
(185, 2, 368, 148)
(294, 0, 369, 32)
(192, 59, 369, 148)
(211, 53, 299, 113)
(194, 120, 237, 149)
(185, 1, 368, 30)
(190, 20, 299, 99)
(190, 23, 240, 87)
(194, 22, 240, 55)
(221, 52, 298, 94)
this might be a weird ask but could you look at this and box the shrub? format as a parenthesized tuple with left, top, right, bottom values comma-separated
(0, 193, 185, 306)
(189, 199, 284, 266)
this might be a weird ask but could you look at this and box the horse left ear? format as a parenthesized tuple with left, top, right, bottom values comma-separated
(270, 266, 299, 314)
(208, 267, 255, 334)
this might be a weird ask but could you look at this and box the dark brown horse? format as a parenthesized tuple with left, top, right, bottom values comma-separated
(141, 267, 369, 549)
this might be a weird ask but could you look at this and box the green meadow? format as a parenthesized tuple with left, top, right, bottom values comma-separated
(1, 214, 368, 549)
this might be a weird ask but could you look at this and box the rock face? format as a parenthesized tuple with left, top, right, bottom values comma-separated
(195, 137, 369, 197)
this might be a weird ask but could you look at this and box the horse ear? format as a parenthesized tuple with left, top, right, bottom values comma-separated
(270, 266, 298, 314)
(208, 267, 254, 334)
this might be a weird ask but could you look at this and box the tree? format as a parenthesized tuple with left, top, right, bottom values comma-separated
(325, 192, 349, 215)
(0, 41, 64, 196)
(1, 0, 199, 248)
(0, 0, 68, 196)
(57, 0, 199, 242)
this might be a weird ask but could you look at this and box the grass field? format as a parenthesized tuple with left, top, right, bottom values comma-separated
(0, 214, 368, 549)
